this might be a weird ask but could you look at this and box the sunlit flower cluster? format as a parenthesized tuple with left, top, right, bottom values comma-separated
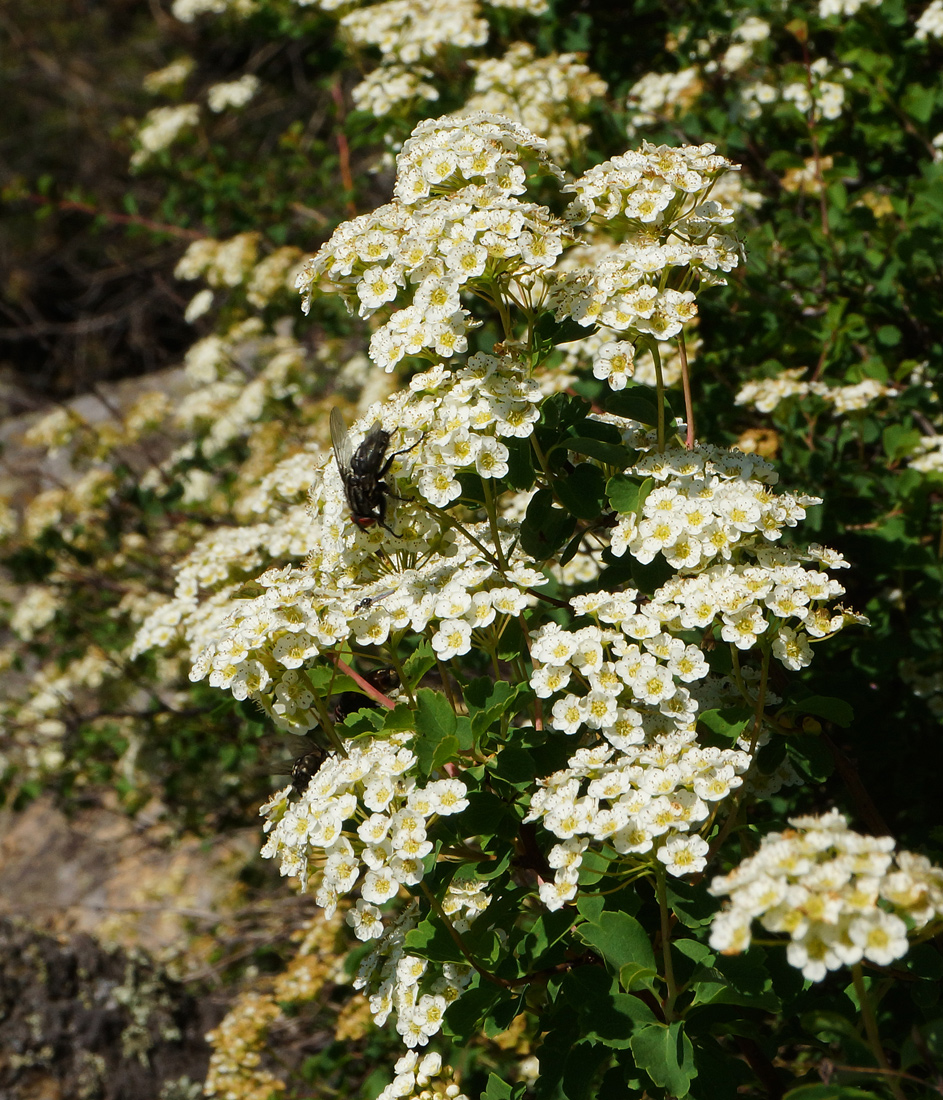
(260, 731, 468, 922)
(555, 317, 703, 389)
(340, 0, 488, 64)
(208, 74, 261, 112)
(204, 991, 285, 1100)
(711, 16, 770, 75)
(625, 69, 702, 136)
(376, 1051, 469, 1100)
(9, 585, 60, 641)
(297, 115, 567, 372)
(143, 56, 195, 93)
(353, 879, 489, 1047)
(351, 64, 440, 118)
(915, 0, 943, 41)
(162, 353, 544, 731)
(819, 0, 881, 16)
(908, 434, 943, 475)
(527, 733, 751, 909)
(736, 370, 897, 415)
(246, 246, 305, 308)
(177, 232, 261, 290)
(131, 104, 200, 166)
(709, 810, 943, 981)
(171, 0, 255, 20)
(548, 143, 740, 343)
(462, 43, 607, 160)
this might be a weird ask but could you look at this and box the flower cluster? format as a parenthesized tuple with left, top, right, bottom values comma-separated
(626, 69, 702, 136)
(204, 992, 285, 1100)
(171, 0, 254, 20)
(782, 58, 852, 121)
(131, 104, 199, 166)
(599, 440, 857, 669)
(547, 143, 740, 343)
(736, 370, 897, 416)
(353, 879, 489, 1047)
(376, 1051, 469, 1100)
(207, 73, 261, 112)
(143, 57, 194, 94)
(709, 810, 943, 981)
(908, 435, 943, 475)
(340, 0, 488, 65)
(297, 114, 566, 371)
(260, 731, 469, 921)
(556, 320, 704, 390)
(916, 0, 943, 41)
(819, 0, 881, 16)
(526, 733, 751, 909)
(463, 43, 607, 160)
(166, 352, 543, 731)
(351, 64, 440, 118)
(175, 232, 261, 290)
(611, 440, 802, 563)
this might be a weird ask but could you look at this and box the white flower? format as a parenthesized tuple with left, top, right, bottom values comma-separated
(432, 618, 473, 660)
(657, 834, 710, 876)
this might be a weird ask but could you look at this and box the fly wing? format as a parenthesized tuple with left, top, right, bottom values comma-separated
(330, 407, 354, 472)
(352, 422, 391, 475)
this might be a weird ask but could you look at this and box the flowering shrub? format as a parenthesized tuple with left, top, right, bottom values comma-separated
(5, 1, 943, 1097)
(121, 108, 943, 1098)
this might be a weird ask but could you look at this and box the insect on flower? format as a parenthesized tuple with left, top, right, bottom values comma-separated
(354, 588, 395, 613)
(290, 744, 328, 794)
(330, 407, 418, 535)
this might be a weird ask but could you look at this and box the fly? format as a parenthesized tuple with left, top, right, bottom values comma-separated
(354, 587, 395, 614)
(330, 407, 418, 535)
(290, 745, 328, 794)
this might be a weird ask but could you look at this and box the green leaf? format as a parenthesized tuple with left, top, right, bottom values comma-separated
(559, 529, 586, 567)
(413, 689, 459, 775)
(698, 707, 753, 744)
(535, 311, 595, 349)
(604, 384, 663, 426)
(443, 980, 505, 1042)
(466, 679, 523, 740)
(404, 916, 466, 964)
(523, 909, 576, 962)
(481, 1073, 525, 1100)
(882, 424, 923, 461)
(901, 1016, 943, 1070)
(901, 82, 935, 123)
(574, 911, 658, 993)
(630, 553, 675, 595)
(488, 744, 536, 788)
(505, 435, 536, 490)
(403, 641, 436, 686)
(539, 392, 592, 433)
(521, 489, 577, 559)
(555, 463, 607, 520)
(563, 965, 657, 1036)
(630, 1022, 696, 1096)
(606, 474, 652, 514)
(800, 1010, 875, 1065)
(565, 436, 633, 467)
(458, 790, 514, 840)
